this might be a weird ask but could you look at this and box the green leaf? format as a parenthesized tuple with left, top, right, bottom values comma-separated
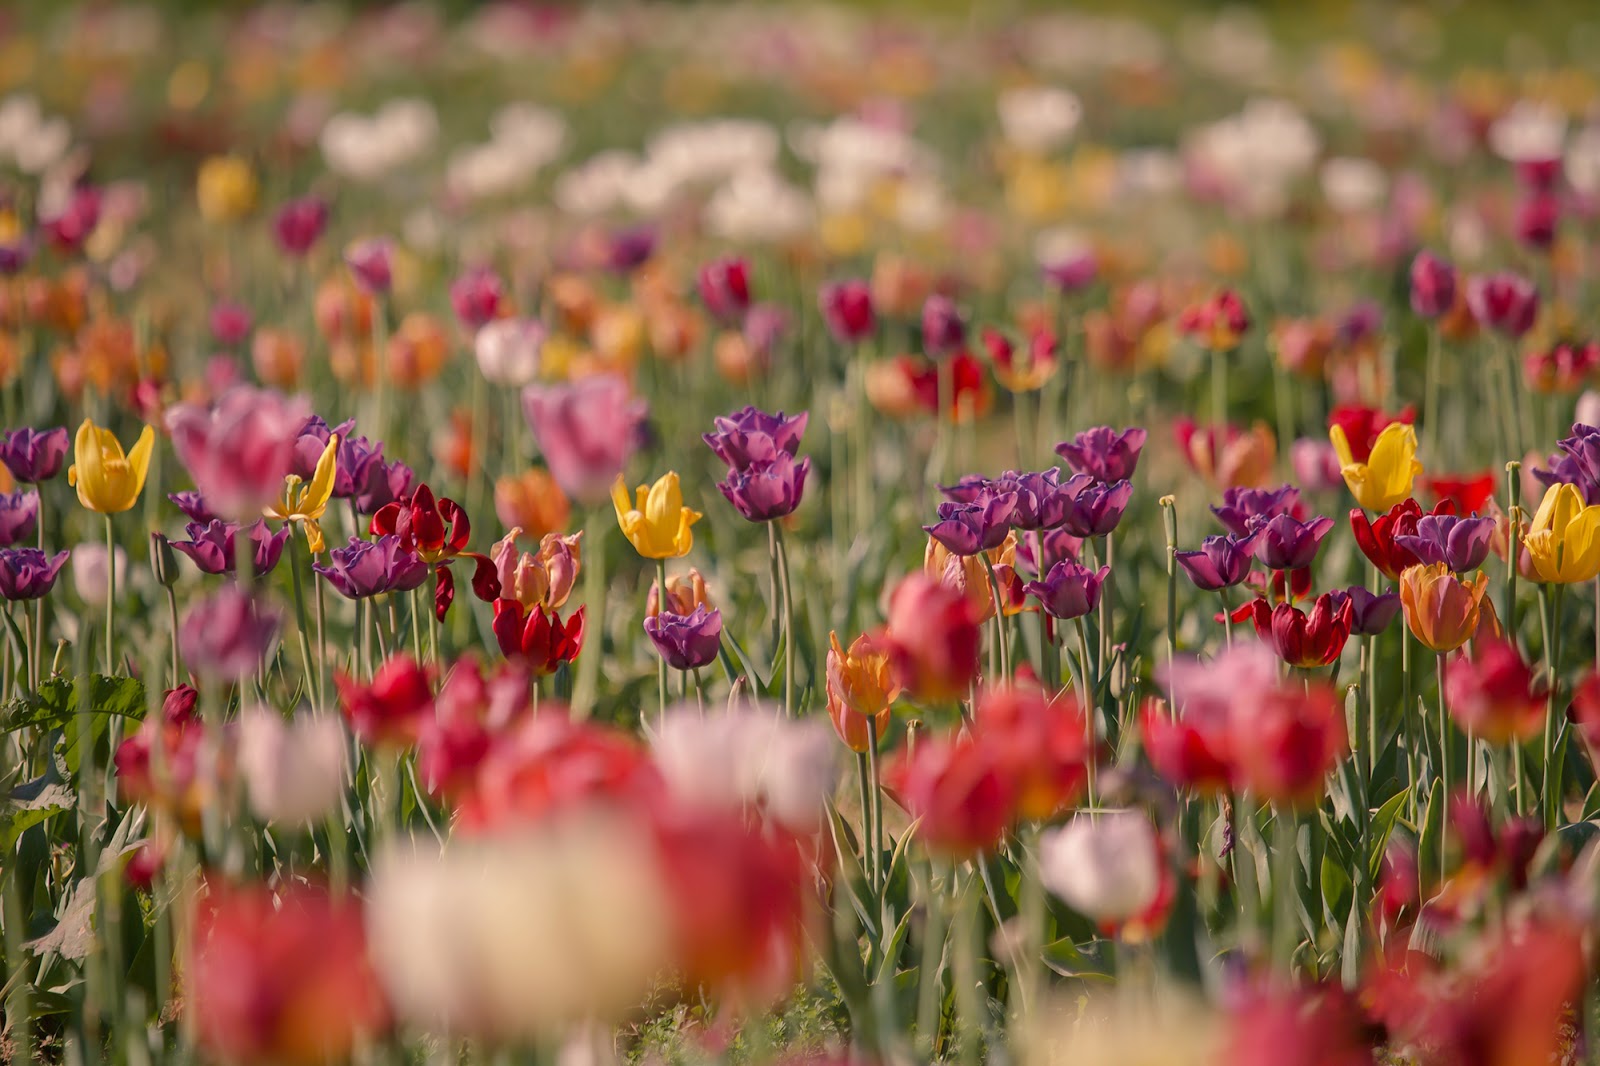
(1367, 791, 1410, 884)
(3, 675, 148, 733)
(1320, 851, 1352, 925)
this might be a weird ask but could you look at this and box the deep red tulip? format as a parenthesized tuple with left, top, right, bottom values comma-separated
(1229, 678, 1347, 806)
(371, 483, 501, 620)
(883, 574, 982, 704)
(888, 733, 1015, 856)
(1444, 639, 1547, 745)
(1247, 593, 1355, 668)
(1350, 499, 1456, 580)
(1326, 404, 1414, 464)
(491, 599, 585, 674)
(973, 681, 1091, 820)
(1140, 696, 1234, 795)
(336, 654, 434, 748)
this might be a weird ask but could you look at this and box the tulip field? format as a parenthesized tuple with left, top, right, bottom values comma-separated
(9, 2, 1600, 1063)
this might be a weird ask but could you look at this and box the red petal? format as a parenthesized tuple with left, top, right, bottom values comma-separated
(491, 598, 524, 658)
(439, 497, 472, 553)
(465, 551, 500, 601)
(434, 564, 455, 622)
(370, 503, 401, 538)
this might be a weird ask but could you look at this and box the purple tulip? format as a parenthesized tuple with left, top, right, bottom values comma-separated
(1465, 272, 1539, 338)
(819, 279, 875, 345)
(704, 406, 808, 467)
(643, 605, 724, 671)
(1332, 586, 1401, 637)
(0, 427, 69, 483)
(1409, 250, 1457, 319)
(1394, 514, 1495, 573)
(1175, 533, 1259, 592)
(1249, 513, 1336, 571)
(170, 520, 290, 577)
(1024, 559, 1110, 620)
(920, 294, 966, 358)
(0, 490, 38, 547)
(1211, 485, 1302, 537)
(1041, 247, 1098, 292)
(291, 416, 355, 481)
(718, 454, 811, 523)
(940, 474, 998, 504)
(605, 225, 656, 274)
(313, 535, 430, 599)
(178, 584, 281, 681)
(450, 267, 505, 332)
(1337, 301, 1382, 347)
(355, 458, 414, 516)
(0, 548, 68, 601)
(1016, 528, 1083, 579)
(1059, 476, 1133, 538)
(1008, 469, 1077, 530)
(344, 238, 393, 295)
(0, 232, 33, 275)
(169, 491, 220, 525)
(924, 495, 1018, 555)
(1055, 426, 1147, 483)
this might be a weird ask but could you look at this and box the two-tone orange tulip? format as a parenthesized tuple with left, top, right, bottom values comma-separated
(1399, 563, 1490, 652)
(826, 632, 901, 753)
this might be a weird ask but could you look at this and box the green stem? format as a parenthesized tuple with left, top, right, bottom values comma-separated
(656, 559, 669, 727)
(857, 751, 876, 895)
(1544, 584, 1566, 830)
(166, 585, 182, 689)
(775, 524, 796, 718)
(1272, 806, 1297, 973)
(867, 714, 884, 900)
(981, 553, 1011, 680)
(1438, 653, 1451, 884)
(286, 533, 318, 706)
(1074, 616, 1098, 813)
(104, 515, 116, 674)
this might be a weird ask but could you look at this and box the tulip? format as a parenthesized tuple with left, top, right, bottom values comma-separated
(1524, 482, 1600, 583)
(168, 387, 310, 521)
(889, 734, 1013, 856)
(826, 632, 900, 753)
(0, 426, 68, 483)
(643, 605, 722, 672)
(263, 434, 338, 554)
(1394, 513, 1495, 573)
(337, 654, 433, 747)
(1249, 513, 1336, 571)
(1247, 593, 1354, 668)
(1465, 271, 1539, 337)
(170, 520, 289, 577)
(1329, 420, 1422, 513)
(697, 256, 751, 324)
(370, 484, 501, 621)
(196, 155, 259, 222)
(72, 543, 126, 606)
(1333, 586, 1401, 636)
(1177, 289, 1250, 350)
(179, 584, 281, 681)
(271, 196, 329, 258)
(923, 494, 1017, 555)
(236, 707, 348, 825)
(170, 490, 218, 525)
(1229, 679, 1347, 807)
(494, 469, 570, 542)
(1444, 639, 1547, 744)
(209, 301, 252, 347)
(1176, 533, 1258, 591)
(1350, 498, 1451, 580)
(647, 569, 713, 618)
(1224, 985, 1373, 1066)
(1140, 697, 1235, 795)
(1325, 404, 1414, 464)
(1423, 471, 1497, 515)
(1174, 419, 1276, 488)
(474, 318, 545, 387)
(1055, 426, 1147, 483)
(0, 547, 68, 601)
(523, 374, 646, 505)
(1211, 484, 1302, 536)
(0, 489, 37, 547)
(1290, 438, 1344, 492)
(1039, 811, 1167, 934)
(924, 533, 1026, 623)
(1409, 250, 1457, 318)
(356, 457, 413, 516)
(1058, 476, 1133, 538)
(68, 418, 154, 514)
(1525, 342, 1600, 394)
(1025, 559, 1110, 621)
(314, 535, 429, 599)
(920, 293, 966, 357)
(983, 326, 1058, 392)
(611, 472, 700, 560)
(448, 267, 504, 331)
(974, 683, 1092, 820)
(883, 574, 982, 704)
(1399, 563, 1490, 652)
(717, 453, 811, 523)
(491, 600, 585, 675)
(605, 224, 657, 272)
(344, 237, 393, 295)
(491, 529, 582, 612)
(818, 279, 876, 344)
(703, 406, 809, 467)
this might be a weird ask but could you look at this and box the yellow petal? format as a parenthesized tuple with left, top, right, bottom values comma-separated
(304, 518, 326, 556)
(610, 474, 633, 525)
(303, 435, 339, 519)
(124, 425, 155, 504)
(1531, 483, 1579, 537)
(644, 472, 680, 531)
(1327, 423, 1355, 468)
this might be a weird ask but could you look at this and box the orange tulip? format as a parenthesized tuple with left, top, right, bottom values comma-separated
(826, 632, 900, 753)
(1399, 563, 1489, 653)
(494, 469, 572, 542)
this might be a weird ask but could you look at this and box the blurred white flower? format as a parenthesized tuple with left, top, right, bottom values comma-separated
(997, 86, 1082, 154)
(319, 97, 438, 183)
(236, 707, 348, 825)
(1320, 156, 1387, 214)
(1489, 99, 1565, 165)
(1186, 98, 1319, 218)
(0, 94, 72, 175)
(475, 318, 545, 387)
(447, 103, 567, 203)
(1118, 148, 1182, 197)
(1566, 125, 1600, 196)
(1038, 810, 1163, 925)
(72, 543, 127, 607)
(1576, 390, 1600, 429)
(553, 150, 640, 216)
(705, 168, 812, 242)
(366, 817, 672, 1040)
(651, 703, 837, 832)
(794, 115, 937, 214)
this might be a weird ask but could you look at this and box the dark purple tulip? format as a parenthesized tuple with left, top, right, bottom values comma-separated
(449, 267, 505, 331)
(1249, 513, 1336, 571)
(697, 257, 751, 324)
(1394, 514, 1495, 573)
(1211, 485, 1302, 537)
(1175, 533, 1259, 592)
(1055, 426, 1147, 483)
(0, 427, 69, 483)
(1008, 469, 1075, 531)
(169, 491, 220, 525)
(924, 495, 1017, 555)
(332, 434, 388, 501)
(0, 548, 68, 601)
(940, 474, 998, 504)
(179, 584, 281, 681)
(920, 294, 965, 358)
(1059, 476, 1133, 538)
(1332, 586, 1401, 637)
(605, 225, 656, 274)
(819, 279, 875, 345)
(1410, 250, 1457, 318)
(703, 406, 808, 467)
(313, 535, 429, 599)
(1515, 192, 1560, 251)
(170, 520, 289, 577)
(356, 458, 414, 516)
(1016, 528, 1083, 579)
(272, 196, 329, 258)
(1554, 424, 1600, 491)
(718, 454, 811, 523)
(643, 604, 723, 671)
(1337, 301, 1382, 347)
(1465, 272, 1539, 338)
(0, 233, 33, 275)
(0, 490, 37, 547)
(1024, 559, 1110, 620)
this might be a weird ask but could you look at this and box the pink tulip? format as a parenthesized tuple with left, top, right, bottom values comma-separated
(167, 387, 311, 521)
(521, 374, 646, 505)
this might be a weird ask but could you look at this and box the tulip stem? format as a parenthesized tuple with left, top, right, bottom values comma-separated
(165, 585, 181, 690)
(867, 715, 884, 899)
(286, 533, 318, 710)
(103, 515, 115, 675)
(981, 554, 1011, 681)
(1160, 496, 1177, 670)
(314, 568, 328, 711)
(656, 559, 669, 727)
(1437, 652, 1451, 885)
(1219, 587, 1234, 647)
(1506, 463, 1523, 638)
(1424, 327, 1442, 459)
(1272, 806, 1297, 973)
(1543, 584, 1566, 830)
(775, 524, 796, 719)
(1074, 616, 1098, 815)
(857, 752, 877, 896)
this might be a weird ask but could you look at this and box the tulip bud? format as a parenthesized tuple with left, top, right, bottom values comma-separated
(149, 532, 179, 588)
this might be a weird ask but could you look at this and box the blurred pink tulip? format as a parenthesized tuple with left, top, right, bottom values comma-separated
(522, 374, 646, 505)
(167, 387, 311, 521)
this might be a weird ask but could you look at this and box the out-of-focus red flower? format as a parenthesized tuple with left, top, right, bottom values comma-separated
(883, 573, 982, 704)
(1246, 593, 1354, 668)
(1423, 471, 1497, 515)
(1173, 418, 1276, 489)
(188, 882, 388, 1065)
(1569, 669, 1600, 763)
(903, 350, 993, 423)
(1229, 679, 1347, 807)
(1444, 639, 1547, 745)
(371, 484, 500, 621)
(1178, 289, 1250, 351)
(114, 687, 217, 835)
(1524, 340, 1600, 394)
(490, 600, 585, 674)
(972, 681, 1091, 820)
(887, 733, 1015, 856)
(1351, 499, 1457, 580)
(1140, 696, 1234, 795)
(336, 654, 433, 748)
(1224, 983, 1373, 1066)
(1326, 405, 1415, 465)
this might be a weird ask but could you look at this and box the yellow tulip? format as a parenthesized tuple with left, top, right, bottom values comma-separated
(196, 155, 259, 223)
(264, 436, 338, 554)
(1329, 421, 1422, 512)
(1399, 563, 1489, 652)
(611, 472, 701, 560)
(68, 419, 154, 514)
(1524, 482, 1600, 584)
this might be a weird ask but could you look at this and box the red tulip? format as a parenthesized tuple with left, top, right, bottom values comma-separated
(1326, 404, 1414, 464)
(972, 681, 1092, 820)
(1247, 593, 1355, 668)
(1140, 696, 1234, 795)
(491, 600, 585, 675)
(371, 483, 501, 621)
(883, 574, 982, 704)
(336, 654, 433, 748)
(1224, 983, 1373, 1066)
(1422, 471, 1497, 515)
(1350, 499, 1457, 580)
(1444, 639, 1547, 744)
(888, 733, 1015, 856)
(1228, 679, 1347, 807)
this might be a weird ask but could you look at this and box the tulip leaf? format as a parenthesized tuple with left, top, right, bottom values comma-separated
(1367, 791, 1410, 884)
(1320, 850, 1352, 925)
(3, 675, 148, 734)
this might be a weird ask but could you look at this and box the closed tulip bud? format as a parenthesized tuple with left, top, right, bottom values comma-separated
(1025, 559, 1110, 621)
(1465, 272, 1539, 338)
(1400, 563, 1490, 652)
(272, 196, 329, 258)
(1409, 249, 1457, 318)
(697, 256, 751, 324)
(449, 267, 505, 331)
(149, 532, 179, 588)
(920, 293, 966, 357)
(643, 605, 722, 672)
(826, 631, 900, 752)
(818, 279, 875, 345)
